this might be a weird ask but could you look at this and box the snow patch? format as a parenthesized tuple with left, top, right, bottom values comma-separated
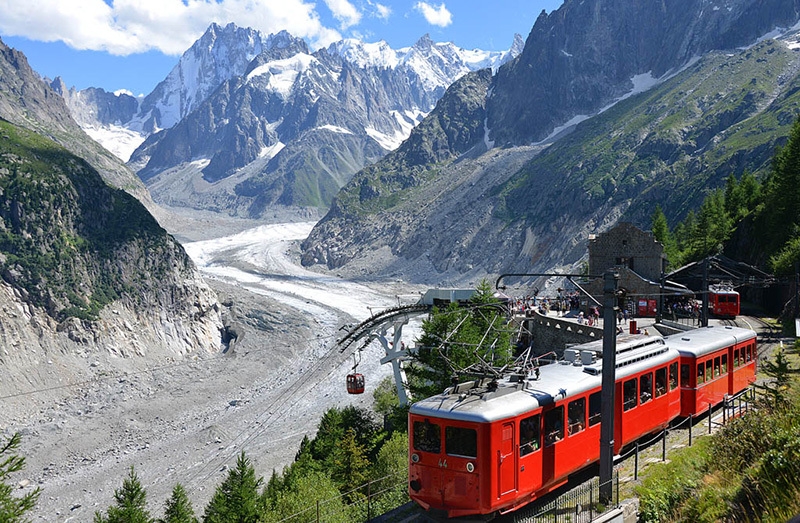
(317, 125, 353, 135)
(190, 158, 211, 168)
(391, 109, 425, 137)
(535, 114, 592, 145)
(367, 124, 413, 151)
(246, 54, 319, 98)
(483, 117, 494, 150)
(618, 72, 660, 101)
(259, 142, 285, 159)
(83, 125, 146, 163)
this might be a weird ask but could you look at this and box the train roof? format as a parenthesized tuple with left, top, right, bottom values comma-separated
(410, 334, 679, 423)
(663, 325, 755, 358)
(409, 326, 757, 423)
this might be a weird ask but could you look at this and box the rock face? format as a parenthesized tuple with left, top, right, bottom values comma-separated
(301, 0, 800, 285)
(0, 120, 222, 360)
(0, 37, 153, 207)
(0, 38, 223, 405)
(486, 0, 800, 146)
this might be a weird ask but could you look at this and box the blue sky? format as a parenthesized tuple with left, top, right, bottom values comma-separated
(0, 0, 563, 97)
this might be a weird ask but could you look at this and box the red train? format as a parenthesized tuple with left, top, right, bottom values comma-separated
(407, 325, 757, 519)
(708, 285, 740, 318)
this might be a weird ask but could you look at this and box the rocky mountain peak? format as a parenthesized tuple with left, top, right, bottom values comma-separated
(137, 22, 288, 130)
(486, 0, 800, 146)
(413, 33, 436, 50)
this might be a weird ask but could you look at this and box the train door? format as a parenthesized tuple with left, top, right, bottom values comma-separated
(498, 421, 517, 497)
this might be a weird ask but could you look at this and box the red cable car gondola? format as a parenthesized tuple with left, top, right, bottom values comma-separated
(346, 373, 365, 394)
(346, 351, 365, 394)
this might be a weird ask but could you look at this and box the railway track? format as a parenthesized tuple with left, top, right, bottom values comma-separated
(720, 315, 780, 360)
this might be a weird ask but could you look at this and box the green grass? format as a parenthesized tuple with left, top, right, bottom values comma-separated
(635, 342, 800, 522)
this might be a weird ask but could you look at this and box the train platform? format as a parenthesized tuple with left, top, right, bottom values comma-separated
(534, 307, 662, 333)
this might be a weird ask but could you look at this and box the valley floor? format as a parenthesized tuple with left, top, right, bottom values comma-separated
(5, 210, 423, 521)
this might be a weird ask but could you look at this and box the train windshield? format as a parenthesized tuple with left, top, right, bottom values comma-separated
(413, 420, 441, 453)
(445, 427, 477, 458)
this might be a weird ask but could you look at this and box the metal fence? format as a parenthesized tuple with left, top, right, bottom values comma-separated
(273, 471, 410, 523)
(512, 473, 619, 523)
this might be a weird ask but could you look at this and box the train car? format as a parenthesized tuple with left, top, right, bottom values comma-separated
(708, 285, 740, 318)
(668, 325, 757, 416)
(407, 335, 682, 519)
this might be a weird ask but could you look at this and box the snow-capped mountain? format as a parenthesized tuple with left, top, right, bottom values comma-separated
(141, 25, 304, 131)
(61, 23, 521, 216)
(56, 23, 520, 215)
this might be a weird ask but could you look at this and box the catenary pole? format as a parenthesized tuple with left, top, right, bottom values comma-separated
(599, 271, 619, 504)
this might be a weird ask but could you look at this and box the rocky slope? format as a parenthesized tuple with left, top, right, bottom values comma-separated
(301, 0, 800, 285)
(0, 119, 221, 365)
(486, 0, 800, 146)
(0, 37, 154, 208)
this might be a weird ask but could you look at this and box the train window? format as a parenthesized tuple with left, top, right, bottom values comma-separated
(413, 420, 441, 454)
(669, 362, 678, 390)
(681, 364, 690, 387)
(706, 360, 713, 380)
(697, 363, 705, 384)
(544, 407, 564, 446)
(714, 357, 720, 377)
(520, 415, 540, 456)
(589, 392, 601, 426)
(568, 398, 586, 435)
(734, 349, 740, 368)
(640, 373, 653, 404)
(722, 354, 728, 374)
(655, 368, 667, 397)
(446, 426, 477, 458)
(746, 345, 753, 362)
(623, 378, 637, 411)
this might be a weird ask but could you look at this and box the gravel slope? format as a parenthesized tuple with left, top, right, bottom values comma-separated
(6, 211, 422, 522)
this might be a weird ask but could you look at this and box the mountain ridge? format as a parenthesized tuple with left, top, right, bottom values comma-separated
(54, 24, 522, 215)
(300, 0, 800, 286)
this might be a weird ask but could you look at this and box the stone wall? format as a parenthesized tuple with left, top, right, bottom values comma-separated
(519, 310, 602, 358)
(588, 222, 666, 282)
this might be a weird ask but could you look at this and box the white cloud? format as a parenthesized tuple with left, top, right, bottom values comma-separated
(323, 0, 362, 30)
(371, 2, 392, 21)
(414, 1, 452, 27)
(0, 0, 344, 56)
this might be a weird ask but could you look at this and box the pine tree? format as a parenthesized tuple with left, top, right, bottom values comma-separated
(407, 280, 513, 398)
(160, 484, 197, 523)
(651, 205, 676, 268)
(762, 115, 800, 252)
(0, 433, 40, 522)
(331, 428, 370, 499)
(95, 466, 153, 523)
(203, 452, 262, 523)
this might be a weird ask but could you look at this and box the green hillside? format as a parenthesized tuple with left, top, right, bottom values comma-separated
(0, 118, 190, 320)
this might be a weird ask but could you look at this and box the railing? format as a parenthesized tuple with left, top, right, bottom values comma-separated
(513, 473, 619, 523)
(618, 386, 756, 481)
(274, 471, 411, 523)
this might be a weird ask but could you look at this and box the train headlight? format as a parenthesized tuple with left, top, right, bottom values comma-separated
(466, 462, 474, 473)
(411, 453, 420, 463)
